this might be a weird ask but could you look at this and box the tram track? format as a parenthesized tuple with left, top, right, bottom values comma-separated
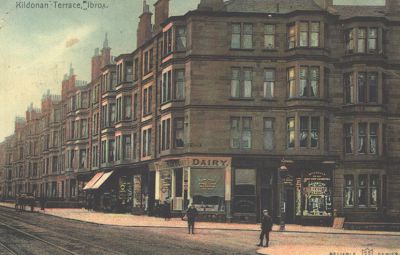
(0, 239, 18, 255)
(0, 208, 125, 255)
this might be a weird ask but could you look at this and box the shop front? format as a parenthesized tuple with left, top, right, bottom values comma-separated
(152, 156, 232, 221)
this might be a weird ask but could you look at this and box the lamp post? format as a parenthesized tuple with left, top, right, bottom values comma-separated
(278, 163, 288, 231)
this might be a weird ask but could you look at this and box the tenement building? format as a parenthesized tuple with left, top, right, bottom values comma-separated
(1, 0, 400, 224)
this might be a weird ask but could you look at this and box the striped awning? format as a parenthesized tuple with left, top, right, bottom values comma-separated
(83, 172, 104, 190)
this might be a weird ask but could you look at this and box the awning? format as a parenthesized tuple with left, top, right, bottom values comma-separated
(83, 172, 104, 190)
(91, 171, 114, 190)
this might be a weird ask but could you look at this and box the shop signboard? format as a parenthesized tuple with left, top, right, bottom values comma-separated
(302, 171, 332, 216)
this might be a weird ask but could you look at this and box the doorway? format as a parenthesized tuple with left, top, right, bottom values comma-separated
(285, 188, 295, 224)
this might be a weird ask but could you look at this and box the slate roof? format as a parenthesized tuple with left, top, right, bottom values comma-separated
(332, 5, 387, 19)
(224, 0, 323, 13)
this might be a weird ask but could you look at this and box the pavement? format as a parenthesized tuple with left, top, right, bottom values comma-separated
(2, 202, 399, 255)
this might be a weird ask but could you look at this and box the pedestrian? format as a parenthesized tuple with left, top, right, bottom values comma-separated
(257, 209, 273, 247)
(164, 200, 171, 221)
(40, 195, 46, 212)
(185, 204, 198, 234)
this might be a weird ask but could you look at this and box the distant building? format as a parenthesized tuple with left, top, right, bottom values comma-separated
(1, 0, 400, 224)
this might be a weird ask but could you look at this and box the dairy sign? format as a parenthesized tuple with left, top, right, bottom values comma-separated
(152, 157, 231, 171)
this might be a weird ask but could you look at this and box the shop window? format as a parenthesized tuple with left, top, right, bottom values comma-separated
(264, 69, 275, 99)
(176, 27, 186, 51)
(287, 118, 295, 148)
(344, 175, 354, 207)
(263, 118, 274, 150)
(234, 169, 256, 214)
(264, 24, 275, 49)
(303, 171, 332, 216)
(358, 175, 368, 206)
(344, 124, 353, 154)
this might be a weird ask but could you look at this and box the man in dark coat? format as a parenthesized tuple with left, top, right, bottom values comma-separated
(186, 204, 198, 234)
(257, 209, 273, 247)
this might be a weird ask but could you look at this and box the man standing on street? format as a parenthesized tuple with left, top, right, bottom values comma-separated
(257, 209, 273, 247)
(186, 204, 198, 234)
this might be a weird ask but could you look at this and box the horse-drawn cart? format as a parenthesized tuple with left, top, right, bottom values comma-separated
(15, 193, 36, 212)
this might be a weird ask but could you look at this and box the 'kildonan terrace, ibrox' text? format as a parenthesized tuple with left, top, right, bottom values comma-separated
(16, 1, 108, 9)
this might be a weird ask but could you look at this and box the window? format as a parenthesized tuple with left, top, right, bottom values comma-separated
(134, 58, 139, 81)
(81, 119, 88, 138)
(368, 28, 377, 52)
(264, 24, 275, 49)
(176, 27, 186, 51)
(123, 135, 131, 160)
(230, 117, 252, 149)
(79, 149, 86, 168)
(234, 169, 256, 213)
(231, 68, 253, 98)
(142, 128, 152, 157)
(133, 93, 138, 120)
(143, 86, 152, 115)
(368, 73, 378, 103)
(264, 118, 274, 150)
(264, 69, 275, 99)
(358, 123, 367, 153)
(344, 175, 354, 207)
(125, 63, 133, 82)
(109, 104, 116, 125)
(311, 22, 320, 47)
(144, 51, 149, 74)
(288, 24, 296, 49)
(288, 67, 295, 98)
(344, 124, 353, 154)
(299, 66, 320, 97)
(357, 28, 366, 53)
(100, 141, 105, 164)
(300, 117, 309, 148)
(358, 175, 368, 206)
(116, 97, 122, 122)
(287, 118, 295, 148)
(123, 96, 132, 120)
(231, 23, 253, 49)
(299, 22, 309, 47)
(133, 133, 137, 159)
(92, 145, 98, 167)
(161, 119, 171, 151)
(162, 70, 172, 103)
(357, 72, 366, 103)
(370, 175, 379, 206)
(174, 118, 184, 148)
(297, 116, 320, 148)
(369, 123, 378, 154)
(311, 117, 320, 148)
(174, 70, 185, 100)
(115, 136, 121, 161)
(108, 140, 115, 162)
(344, 73, 354, 104)
(345, 28, 354, 53)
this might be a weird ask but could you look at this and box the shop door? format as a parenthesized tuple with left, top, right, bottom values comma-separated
(285, 188, 295, 224)
(260, 188, 273, 219)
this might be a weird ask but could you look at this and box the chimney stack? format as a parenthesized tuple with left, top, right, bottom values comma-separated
(313, 0, 333, 10)
(137, 0, 153, 47)
(386, 0, 400, 15)
(91, 48, 101, 81)
(154, 0, 169, 33)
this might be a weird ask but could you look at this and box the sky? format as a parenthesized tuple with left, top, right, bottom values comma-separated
(0, 0, 385, 142)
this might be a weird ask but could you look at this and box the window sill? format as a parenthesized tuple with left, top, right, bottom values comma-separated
(229, 97, 255, 101)
(286, 97, 325, 102)
(261, 98, 277, 102)
(262, 48, 278, 52)
(286, 46, 323, 51)
(344, 52, 383, 57)
(229, 48, 255, 51)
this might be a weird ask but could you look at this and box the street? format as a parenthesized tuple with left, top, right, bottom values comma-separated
(0, 206, 399, 255)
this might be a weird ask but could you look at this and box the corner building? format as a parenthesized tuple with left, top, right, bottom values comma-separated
(137, 0, 400, 224)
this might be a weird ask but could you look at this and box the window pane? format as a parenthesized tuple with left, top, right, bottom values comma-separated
(231, 24, 241, 48)
(368, 28, 377, 51)
(264, 119, 273, 150)
(300, 22, 309, 47)
(369, 123, 378, 154)
(231, 69, 240, 98)
(176, 27, 186, 51)
(288, 25, 296, 49)
(358, 175, 368, 206)
(344, 175, 354, 206)
(242, 118, 252, 149)
(243, 70, 252, 98)
(310, 67, 319, 97)
(231, 118, 240, 148)
(300, 116, 309, 147)
(344, 124, 353, 153)
(370, 175, 379, 206)
(311, 117, 320, 148)
(243, 24, 253, 49)
(358, 123, 367, 153)
(357, 28, 366, 53)
(264, 24, 275, 49)
(299, 67, 308, 97)
(368, 73, 378, 103)
(287, 118, 295, 148)
(288, 68, 295, 98)
(358, 73, 366, 103)
(344, 73, 354, 104)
